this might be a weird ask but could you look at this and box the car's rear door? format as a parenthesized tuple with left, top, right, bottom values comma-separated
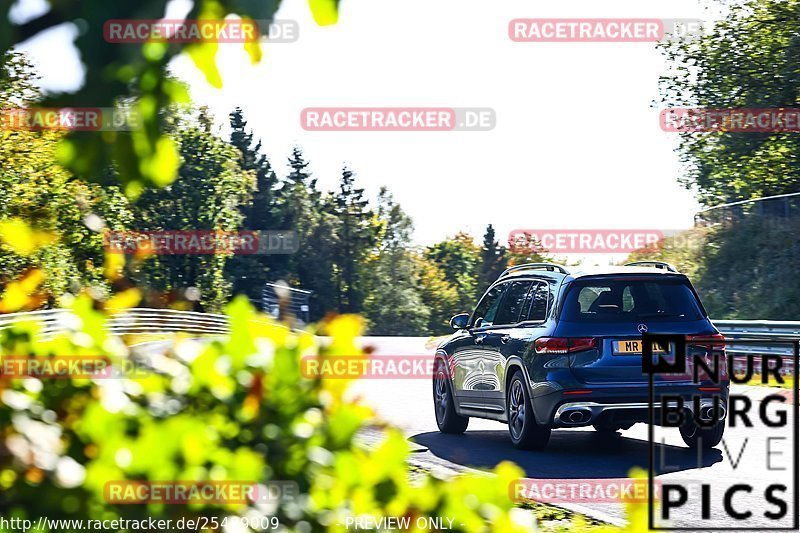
(554, 275, 717, 385)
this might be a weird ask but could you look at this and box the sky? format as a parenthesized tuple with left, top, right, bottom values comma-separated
(11, 0, 718, 261)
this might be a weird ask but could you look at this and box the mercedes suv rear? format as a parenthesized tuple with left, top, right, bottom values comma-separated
(432, 261, 728, 450)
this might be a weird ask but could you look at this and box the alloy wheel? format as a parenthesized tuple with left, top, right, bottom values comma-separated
(434, 370, 448, 422)
(508, 379, 525, 439)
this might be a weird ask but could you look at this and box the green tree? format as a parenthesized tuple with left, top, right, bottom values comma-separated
(653, 0, 800, 321)
(0, 52, 132, 305)
(225, 108, 281, 302)
(420, 233, 480, 333)
(363, 189, 429, 335)
(329, 167, 378, 312)
(658, 0, 800, 205)
(417, 256, 462, 334)
(132, 109, 254, 310)
(277, 147, 338, 319)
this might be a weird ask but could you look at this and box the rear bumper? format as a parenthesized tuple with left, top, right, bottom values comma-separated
(552, 398, 727, 428)
(529, 381, 729, 428)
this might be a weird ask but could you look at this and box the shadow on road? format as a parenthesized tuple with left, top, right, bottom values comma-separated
(411, 429, 723, 478)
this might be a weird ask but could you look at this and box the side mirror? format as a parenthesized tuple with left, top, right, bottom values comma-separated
(450, 313, 470, 330)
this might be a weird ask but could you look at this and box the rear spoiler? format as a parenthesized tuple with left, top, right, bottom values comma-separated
(624, 261, 678, 273)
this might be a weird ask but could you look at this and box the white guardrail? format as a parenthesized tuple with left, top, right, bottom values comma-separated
(0, 308, 232, 339)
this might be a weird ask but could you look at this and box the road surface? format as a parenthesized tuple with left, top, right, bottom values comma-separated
(349, 337, 798, 530)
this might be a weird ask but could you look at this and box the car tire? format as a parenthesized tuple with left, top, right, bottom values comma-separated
(433, 359, 469, 434)
(679, 418, 725, 449)
(507, 371, 551, 450)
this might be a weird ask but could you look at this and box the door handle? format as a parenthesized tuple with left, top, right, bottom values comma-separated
(475, 335, 486, 344)
(500, 334, 511, 344)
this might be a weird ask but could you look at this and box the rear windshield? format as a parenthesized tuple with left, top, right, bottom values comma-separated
(560, 277, 704, 323)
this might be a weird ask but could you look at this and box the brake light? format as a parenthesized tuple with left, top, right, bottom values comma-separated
(687, 333, 726, 351)
(687, 333, 727, 379)
(535, 337, 597, 354)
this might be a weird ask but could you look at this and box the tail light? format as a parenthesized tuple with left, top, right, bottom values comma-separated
(687, 333, 727, 379)
(535, 337, 597, 354)
(687, 333, 726, 351)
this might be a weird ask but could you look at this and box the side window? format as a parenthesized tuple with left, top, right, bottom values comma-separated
(472, 283, 508, 327)
(523, 282, 549, 322)
(494, 281, 533, 325)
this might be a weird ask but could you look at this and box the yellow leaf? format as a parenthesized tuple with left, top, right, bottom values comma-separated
(104, 251, 125, 280)
(327, 314, 364, 347)
(107, 288, 142, 313)
(308, 0, 339, 26)
(243, 17, 262, 63)
(0, 219, 57, 256)
(186, 41, 223, 88)
(0, 269, 45, 312)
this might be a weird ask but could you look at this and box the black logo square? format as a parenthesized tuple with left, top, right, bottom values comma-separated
(642, 333, 686, 374)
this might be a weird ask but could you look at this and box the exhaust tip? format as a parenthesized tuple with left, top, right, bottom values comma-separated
(564, 409, 590, 424)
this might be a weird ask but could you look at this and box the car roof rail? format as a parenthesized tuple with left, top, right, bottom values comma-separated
(624, 261, 679, 273)
(500, 262, 570, 277)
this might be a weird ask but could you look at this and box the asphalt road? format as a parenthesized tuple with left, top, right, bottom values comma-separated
(349, 337, 799, 531)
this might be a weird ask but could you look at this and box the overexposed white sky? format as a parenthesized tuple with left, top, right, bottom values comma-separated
(12, 0, 717, 254)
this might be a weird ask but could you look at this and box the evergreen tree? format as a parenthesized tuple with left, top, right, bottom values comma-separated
(225, 108, 281, 301)
(229, 107, 279, 229)
(475, 224, 506, 299)
(275, 147, 338, 319)
(363, 189, 429, 334)
(277, 146, 319, 240)
(329, 167, 377, 312)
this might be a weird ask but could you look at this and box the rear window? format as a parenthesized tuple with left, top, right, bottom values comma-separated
(560, 277, 704, 323)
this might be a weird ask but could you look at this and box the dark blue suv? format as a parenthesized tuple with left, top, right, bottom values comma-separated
(432, 262, 728, 450)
